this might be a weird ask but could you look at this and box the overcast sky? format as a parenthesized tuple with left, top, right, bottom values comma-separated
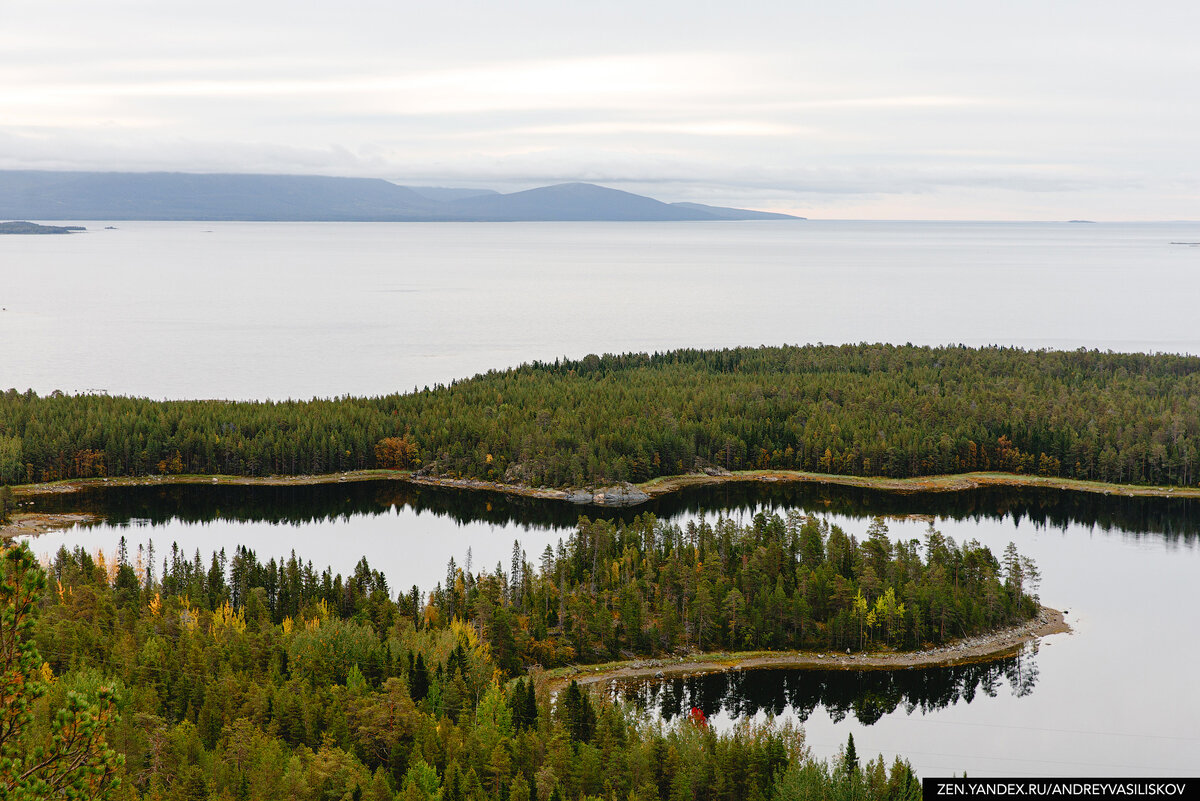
(2, 0, 1197, 219)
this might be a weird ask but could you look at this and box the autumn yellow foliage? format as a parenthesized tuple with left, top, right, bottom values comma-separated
(210, 601, 247, 639)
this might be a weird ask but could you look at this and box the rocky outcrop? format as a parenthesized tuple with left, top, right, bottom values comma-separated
(566, 482, 651, 506)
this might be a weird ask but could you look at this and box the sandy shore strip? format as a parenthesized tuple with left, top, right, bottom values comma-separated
(639, 470, 1200, 501)
(9, 470, 572, 502)
(1, 512, 99, 540)
(543, 606, 1069, 694)
(11, 468, 1200, 507)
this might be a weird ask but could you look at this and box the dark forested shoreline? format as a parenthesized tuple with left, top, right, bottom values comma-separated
(3, 344, 1199, 492)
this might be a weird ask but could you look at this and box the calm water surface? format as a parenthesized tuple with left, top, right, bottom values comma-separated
(2, 221, 1198, 399)
(19, 484, 1200, 778)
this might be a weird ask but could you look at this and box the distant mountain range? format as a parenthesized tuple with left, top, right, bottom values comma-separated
(0, 170, 802, 222)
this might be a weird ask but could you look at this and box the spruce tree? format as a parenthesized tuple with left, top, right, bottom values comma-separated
(410, 653, 430, 703)
(843, 732, 859, 775)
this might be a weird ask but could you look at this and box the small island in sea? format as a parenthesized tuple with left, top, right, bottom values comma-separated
(0, 220, 85, 234)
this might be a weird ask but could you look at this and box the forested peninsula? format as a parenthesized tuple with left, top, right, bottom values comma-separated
(2, 511, 1040, 799)
(0, 220, 85, 234)
(3, 345, 1199, 496)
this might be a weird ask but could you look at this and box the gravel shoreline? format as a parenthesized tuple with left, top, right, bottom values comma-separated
(1, 512, 98, 539)
(10, 467, 1200, 506)
(546, 606, 1069, 693)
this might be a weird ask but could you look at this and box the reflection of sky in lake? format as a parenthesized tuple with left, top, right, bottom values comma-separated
(23, 507, 566, 599)
(18, 485, 1200, 777)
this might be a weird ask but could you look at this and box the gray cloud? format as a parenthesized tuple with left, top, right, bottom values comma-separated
(1, 0, 1196, 219)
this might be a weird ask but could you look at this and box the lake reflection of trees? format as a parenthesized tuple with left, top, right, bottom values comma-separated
(615, 649, 1039, 726)
(27, 482, 595, 529)
(657, 483, 1200, 541)
(28, 478, 1200, 540)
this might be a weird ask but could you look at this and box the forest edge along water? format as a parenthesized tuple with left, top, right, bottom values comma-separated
(5, 466, 1200, 540)
(542, 606, 1068, 695)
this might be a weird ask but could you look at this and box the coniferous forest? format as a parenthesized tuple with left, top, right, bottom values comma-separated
(1, 511, 1037, 799)
(2, 344, 1199, 489)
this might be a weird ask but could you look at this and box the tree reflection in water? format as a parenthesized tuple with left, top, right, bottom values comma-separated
(613, 646, 1039, 726)
(28, 479, 1200, 541)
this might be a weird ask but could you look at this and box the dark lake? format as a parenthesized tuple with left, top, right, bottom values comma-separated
(17, 481, 1200, 777)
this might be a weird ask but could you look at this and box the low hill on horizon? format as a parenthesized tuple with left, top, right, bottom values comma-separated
(0, 220, 86, 234)
(449, 182, 799, 221)
(0, 170, 803, 222)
